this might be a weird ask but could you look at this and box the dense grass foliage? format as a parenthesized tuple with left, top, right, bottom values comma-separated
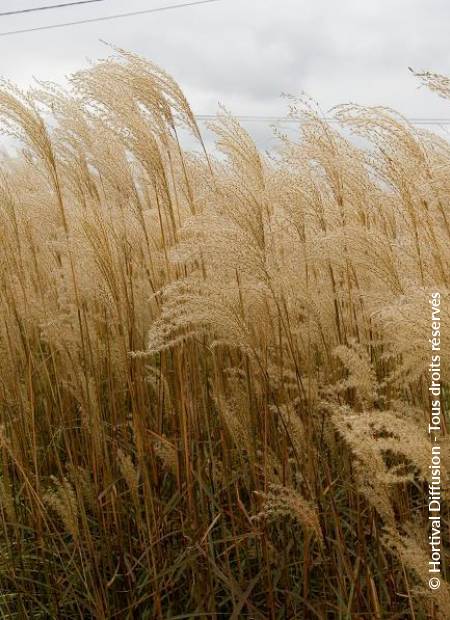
(0, 51, 449, 618)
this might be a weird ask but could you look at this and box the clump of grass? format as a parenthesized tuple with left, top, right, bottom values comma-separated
(0, 49, 448, 618)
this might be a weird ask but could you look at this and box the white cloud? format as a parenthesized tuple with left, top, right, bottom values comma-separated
(0, 0, 448, 132)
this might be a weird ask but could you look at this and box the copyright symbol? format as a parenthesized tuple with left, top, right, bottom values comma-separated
(429, 577, 440, 590)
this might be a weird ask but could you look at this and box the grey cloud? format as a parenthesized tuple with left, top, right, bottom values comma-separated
(0, 0, 449, 137)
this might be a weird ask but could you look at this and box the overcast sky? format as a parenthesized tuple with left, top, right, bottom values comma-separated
(0, 0, 449, 148)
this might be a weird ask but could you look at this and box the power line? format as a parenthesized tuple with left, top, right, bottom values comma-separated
(195, 114, 450, 125)
(0, 1, 106, 18)
(0, 0, 222, 37)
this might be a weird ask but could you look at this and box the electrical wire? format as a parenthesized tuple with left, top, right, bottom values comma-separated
(0, 0, 222, 37)
(195, 115, 450, 125)
(0, 1, 106, 19)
